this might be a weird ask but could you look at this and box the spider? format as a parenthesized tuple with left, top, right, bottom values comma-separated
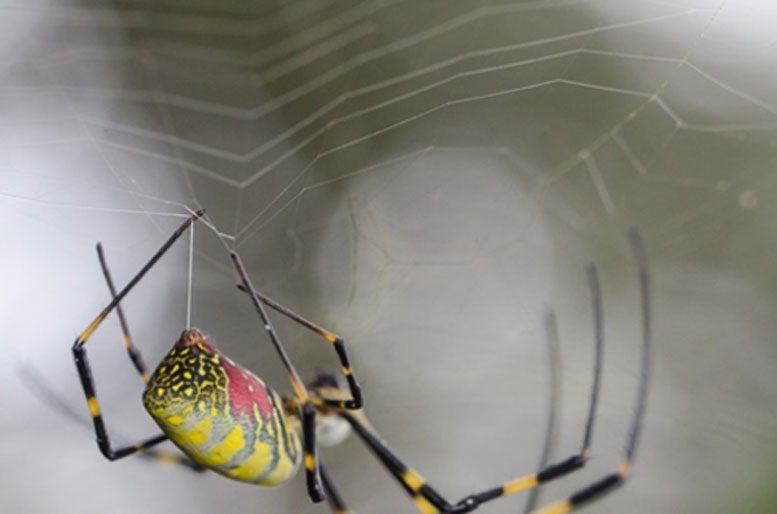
(72, 209, 651, 514)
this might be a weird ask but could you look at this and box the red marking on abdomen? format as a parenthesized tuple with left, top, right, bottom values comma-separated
(223, 360, 275, 421)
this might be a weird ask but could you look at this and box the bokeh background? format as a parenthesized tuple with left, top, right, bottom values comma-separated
(2, 1, 776, 513)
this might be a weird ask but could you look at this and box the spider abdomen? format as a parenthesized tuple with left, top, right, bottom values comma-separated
(142, 329, 301, 486)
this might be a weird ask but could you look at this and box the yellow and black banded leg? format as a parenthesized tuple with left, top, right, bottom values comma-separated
(71, 211, 203, 461)
(532, 229, 652, 514)
(334, 265, 608, 513)
(96, 242, 205, 472)
(19, 362, 203, 471)
(96, 242, 150, 383)
(532, 471, 625, 514)
(231, 253, 325, 503)
(73, 337, 170, 460)
(339, 410, 580, 513)
(320, 460, 353, 514)
(237, 284, 363, 410)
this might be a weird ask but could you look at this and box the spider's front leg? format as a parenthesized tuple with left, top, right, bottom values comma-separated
(237, 283, 363, 410)
(231, 253, 326, 503)
(71, 211, 203, 462)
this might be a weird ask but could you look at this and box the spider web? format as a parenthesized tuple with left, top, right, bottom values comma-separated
(2, 1, 777, 513)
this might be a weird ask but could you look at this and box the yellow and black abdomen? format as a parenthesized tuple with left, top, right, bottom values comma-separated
(143, 330, 301, 486)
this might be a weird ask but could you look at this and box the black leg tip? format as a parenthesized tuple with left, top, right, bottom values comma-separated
(308, 483, 326, 503)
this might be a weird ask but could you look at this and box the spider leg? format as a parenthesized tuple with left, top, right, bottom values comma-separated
(95, 241, 205, 472)
(237, 284, 363, 410)
(523, 309, 563, 514)
(96, 242, 150, 383)
(530, 229, 651, 514)
(329, 265, 607, 514)
(320, 459, 354, 514)
(231, 252, 325, 503)
(338, 408, 587, 514)
(71, 210, 203, 461)
(18, 362, 205, 472)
